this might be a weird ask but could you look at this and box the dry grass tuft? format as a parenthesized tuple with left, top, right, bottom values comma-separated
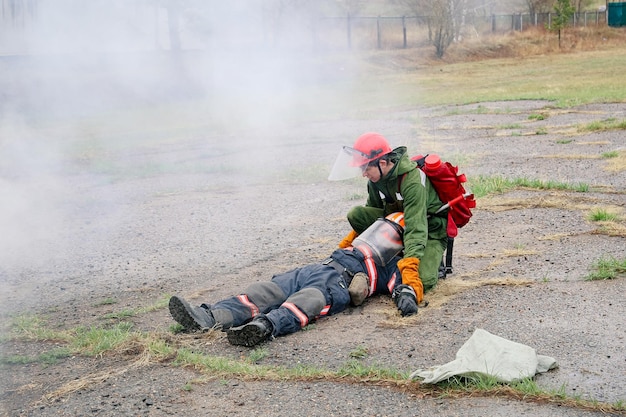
(538, 232, 586, 241)
(478, 194, 599, 212)
(40, 368, 130, 403)
(502, 248, 538, 257)
(379, 276, 532, 328)
(576, 141, 612, 145)
(425, 277, 532, 310)
(539, 153, 600, 159)
(592, 221, 626, 237)
(401, 382, 625, 414)
(37, 330, 220, 403)
(604, 150, 626, 173)
(440, 26, 626, 64)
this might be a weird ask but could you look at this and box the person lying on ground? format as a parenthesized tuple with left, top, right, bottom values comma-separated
(169, 213, 420, 347)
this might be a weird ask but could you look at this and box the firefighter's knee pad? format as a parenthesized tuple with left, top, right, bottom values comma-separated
(285, 287, 325, 318)
(348, 272, 370, 306)
(245, 282, 286, 310)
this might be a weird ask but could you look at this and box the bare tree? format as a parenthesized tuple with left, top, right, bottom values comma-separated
(161, 0, 182, 51)
(334, 0, 365, 16)
(526, 0, 555, 15)
(1, 0, 38, 26)
(413, 0, 465, 58)
(395, 0, 465, 58)
(572, 0, 594, 12)
(259, 0, 331, 47)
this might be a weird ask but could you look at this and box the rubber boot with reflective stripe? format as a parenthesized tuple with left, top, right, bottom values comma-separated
(169, 295, 216, 331)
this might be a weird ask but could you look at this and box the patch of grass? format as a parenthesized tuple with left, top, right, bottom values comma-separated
(102, 294, 171, 320)
(475, 105, 490, 114)
(174, 348, 277, 378)
(5, 311, 624, 414)
(468, 175, 515, 197)
(383, 48, 626, 108)
(9, 314, 70, 342)
(587, 208, 620, 222)
(170, 323, 186, 334)
(603, 150, 626, 173)
(528, 113, 546, 120)
(0, 347, 72, 366)
(302, 324, 317, 331)
(337, 359, 406, 379)
(468, 175, 589, 198)
(438, 374, 502, 392)
(71, 322, 137, 356)
(601, 150, 619, 159)
(433, 374, 625, 412)
(102, 309, 135, 320)
(578, 118, 626, 133)
(248, 347, 269, 363)
(136, 295, 171, 314)
(94, 298, 117, 306)
(349, 345, 369, 359)
(498, 123, 523, 129)
(586, 257, 626, 281)
(515, 177, 587, 191)
(594, 222, 626, 237)
(535, 127, 548, 135)
(38, 348, 74, 365)
(556, 139, 573, 144)
(436, 375, 568, 401)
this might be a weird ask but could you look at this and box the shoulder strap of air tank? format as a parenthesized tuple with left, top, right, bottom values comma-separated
(397, 156, 423, 194)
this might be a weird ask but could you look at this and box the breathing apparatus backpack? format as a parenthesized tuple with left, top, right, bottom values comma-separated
(409, 154, 476, 239)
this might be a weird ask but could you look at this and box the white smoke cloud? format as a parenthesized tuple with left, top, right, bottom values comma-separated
(0, 2, 354, 308)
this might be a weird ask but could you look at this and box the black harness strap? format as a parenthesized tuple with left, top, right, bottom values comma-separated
(322, 258, 355, 287)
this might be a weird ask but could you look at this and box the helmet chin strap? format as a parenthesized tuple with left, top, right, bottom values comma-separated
(374, 159, 384, 179)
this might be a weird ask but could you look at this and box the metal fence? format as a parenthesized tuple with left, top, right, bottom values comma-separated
(0, 6, 611, 56)
(315, 11, 609, 51)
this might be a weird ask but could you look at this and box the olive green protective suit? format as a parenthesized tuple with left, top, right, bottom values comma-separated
(346, 147, 448, 290)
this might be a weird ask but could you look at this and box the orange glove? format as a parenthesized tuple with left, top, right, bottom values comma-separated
(396, 257, 424, 303)
(338, 230, 358, 249)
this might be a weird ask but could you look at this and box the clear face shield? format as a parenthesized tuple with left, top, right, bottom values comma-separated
(328, 146, 370, 181)
(353, 217, 405, 266)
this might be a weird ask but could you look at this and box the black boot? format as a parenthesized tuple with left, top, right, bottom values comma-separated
(438, 260, 447, 279)
(169, 295, 216, 331)
(226, 316, 273, 347)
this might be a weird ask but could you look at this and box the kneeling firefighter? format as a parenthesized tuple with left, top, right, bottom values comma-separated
(329, 132, 449, 306)
(169, 212, 418, 347)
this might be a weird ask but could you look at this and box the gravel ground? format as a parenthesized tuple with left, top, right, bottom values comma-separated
(1, 100, 625, 416)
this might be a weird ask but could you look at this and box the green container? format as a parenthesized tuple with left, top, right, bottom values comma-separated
(608, 2, 626, 27)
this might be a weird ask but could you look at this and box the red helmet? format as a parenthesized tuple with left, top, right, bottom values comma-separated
(349, 132, 392, 167)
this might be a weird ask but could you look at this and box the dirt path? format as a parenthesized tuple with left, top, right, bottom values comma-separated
(1, 101, 625, 416)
